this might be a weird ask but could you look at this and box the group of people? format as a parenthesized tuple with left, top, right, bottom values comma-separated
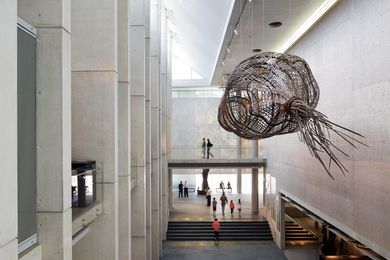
(201, 137, 214, 159)
(212, 196, 242, 246)
(177, 181, 189, 197)
(219, 180, 232, 191)
(207, 191, 242, 217)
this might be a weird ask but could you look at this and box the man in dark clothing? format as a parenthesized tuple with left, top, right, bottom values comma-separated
(206, 138, 213, 159)
(202, 137, 206, 158)
(178, 181, 183, 197)
(220, 192, 228, 216)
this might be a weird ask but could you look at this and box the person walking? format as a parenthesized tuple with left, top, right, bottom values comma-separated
(230, 200, 235, 215)
(178, 181, 183, 198)
(212, 218, 220, 246)
(206, 138, 213, 159)
(237, 199, 242, 216)
(212, 198, 217, 217)
(201, 137, 206, 158)
(206, 187, 212, 206)
(220, 192, 228, 216)
(184, 181, 189, 197)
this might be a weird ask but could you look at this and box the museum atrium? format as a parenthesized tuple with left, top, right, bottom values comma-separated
(1, 0, 389, 259)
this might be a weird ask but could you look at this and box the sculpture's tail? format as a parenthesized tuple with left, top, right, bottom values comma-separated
(285, 97, 367, 179)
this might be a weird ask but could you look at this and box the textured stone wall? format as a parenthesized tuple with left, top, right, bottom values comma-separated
(265, 0, 390, 257)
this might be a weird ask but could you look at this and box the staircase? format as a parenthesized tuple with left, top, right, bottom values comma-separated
(167, 221, 273, 241)
(285, 221, 319, 243)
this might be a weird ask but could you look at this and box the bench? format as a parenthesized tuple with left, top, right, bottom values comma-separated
(215, 188, 232, 194)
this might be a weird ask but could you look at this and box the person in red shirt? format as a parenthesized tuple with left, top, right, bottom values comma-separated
(212, 218, 220, 245)
(230, 200, 235, 215)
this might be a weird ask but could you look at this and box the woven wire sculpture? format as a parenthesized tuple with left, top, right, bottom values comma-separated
(218, 52, 366, 178)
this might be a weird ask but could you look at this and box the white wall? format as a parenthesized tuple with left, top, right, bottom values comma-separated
(265, 1, 390, 258)
(0, 1, 18, 259)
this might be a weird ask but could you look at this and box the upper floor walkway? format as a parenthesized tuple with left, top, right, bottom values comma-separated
(168, 146, 266, 169)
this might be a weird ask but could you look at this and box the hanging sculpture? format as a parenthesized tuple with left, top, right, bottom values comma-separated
(218, 52, 366, 179)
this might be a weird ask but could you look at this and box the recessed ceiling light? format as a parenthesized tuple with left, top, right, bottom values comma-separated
(252, 48, 262, 53)
(269, 21, 282, 28)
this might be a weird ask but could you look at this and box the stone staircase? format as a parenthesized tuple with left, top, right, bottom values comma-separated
(285, 221, 319, 243)
(167, 221, 273, 241)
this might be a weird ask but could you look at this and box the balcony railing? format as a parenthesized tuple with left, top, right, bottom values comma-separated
(169, 146, 264, 160)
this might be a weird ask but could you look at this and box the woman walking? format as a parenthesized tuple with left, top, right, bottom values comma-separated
(212, 218, 220, 246)
(230, 200, 235, 215)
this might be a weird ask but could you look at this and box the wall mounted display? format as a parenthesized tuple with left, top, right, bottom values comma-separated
(218, 52, 366, 178)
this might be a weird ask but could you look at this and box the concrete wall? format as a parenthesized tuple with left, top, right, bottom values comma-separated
(265, 1, 390, 258)
(0, 1, 18, 259)
(172, 97, 237, 148)
(71, 0, 119, 259)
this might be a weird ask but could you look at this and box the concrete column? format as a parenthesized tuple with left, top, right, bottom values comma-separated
(252, 140, 259, 214)
(150, 0, 161, 258)
(263, 166, 267, 208)
(0, 2, 18, 259)
(145, 8, 152, 258)
(168, 169, 173, 211)
(71, 0, 119, 259)
(160, 6, 169, 242)
(118, 0, 131, 259)
(236, 137, 242, 194)
(130, 0, 147, 258)
(279, 197, 286, 249)
(18, 1, 72, 259)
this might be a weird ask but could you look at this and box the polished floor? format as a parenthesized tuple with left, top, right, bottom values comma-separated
(161, 241, 288, 260)
(170, 191, 264, 221)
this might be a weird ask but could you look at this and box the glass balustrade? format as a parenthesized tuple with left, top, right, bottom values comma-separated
(169, 146, 264, 160)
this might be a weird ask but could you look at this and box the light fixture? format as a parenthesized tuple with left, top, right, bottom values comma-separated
(226, 48, 231, 54)
(248, 0, 252, 2)
(221, 61, 225, 66)
(277, 0, 340, 53)
(233, 28, 238, 35)
(269, 21, 282, 28)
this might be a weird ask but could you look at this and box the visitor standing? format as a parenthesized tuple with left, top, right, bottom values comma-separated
(206, 138, 214, 159)
(212, 218, 220, 246)
(230, 200, 235, 215)
(220, 192, 228, 216)
(202, 137, 206, 158)
(219, 181, 225, 191)
(184, 181, 189, 197)
(237, 199, 242, 216)
(206, 187, 212, 206)
(178, 181, 183, 197)
(212, 198, 217, 217)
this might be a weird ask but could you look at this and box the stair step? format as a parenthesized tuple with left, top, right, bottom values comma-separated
(284, 221, 320, 243)
(166, 237, 273, 241)
(168, 223, 269, 225)
(167, 220, 273, 241)
(286, 234, 317, 238)
(167, 232, 272, 236)
(285, 230, 311, 234)
(168, 229, 270, 233)
(286, 237, 319, 241)
(168, 227, 270, 230)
